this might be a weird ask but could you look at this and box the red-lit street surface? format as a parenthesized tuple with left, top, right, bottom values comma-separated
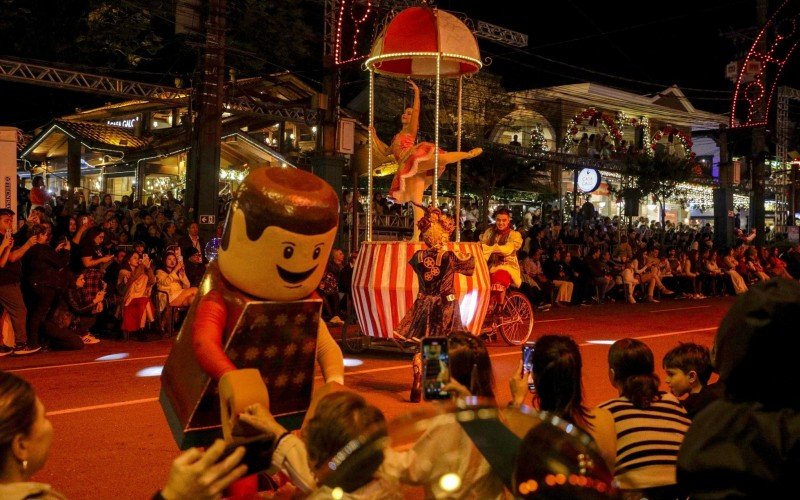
(2, 296, 735, 499)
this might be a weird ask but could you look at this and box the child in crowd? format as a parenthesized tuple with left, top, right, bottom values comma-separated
(662, 342, 719, 419)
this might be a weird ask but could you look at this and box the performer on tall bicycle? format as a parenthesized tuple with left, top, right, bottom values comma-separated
(479, 208, 522, 312)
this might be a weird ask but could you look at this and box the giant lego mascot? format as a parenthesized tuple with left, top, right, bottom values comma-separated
(160, 166, 345, 496)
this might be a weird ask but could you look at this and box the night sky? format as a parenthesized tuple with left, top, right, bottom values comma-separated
(0, 0, 794, 131)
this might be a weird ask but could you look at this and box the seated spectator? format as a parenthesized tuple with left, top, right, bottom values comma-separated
(662, 342, 719, 419)
(143, 224, 164, 261)
(519, 249, 552, 310)
(680, 250, 705, 299)
(103, 248, 128, 291)
(318, 249, 345, 325)
(117, 252, 155, 339)
(678, 279, 800, 498)
(543, 248, 574, 306)
(156, 252, 197, 309)
(0, 370, 246, 498)
(784, 242, 800, 279)
(719, 247, 748, 295)
(509, 334, 616, 468)
(599, 338, 690, 497)
(620, 255, 642, 304)
(161, 221, 180, 248)
(744, 247, 770, 282)
(45, 272, 106, 348)
(700, 249, 726, 296)
(764, 246, 791, 279)
(584, 246, 615, 303)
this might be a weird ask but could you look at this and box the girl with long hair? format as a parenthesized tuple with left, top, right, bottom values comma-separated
(598, 338, 690, 497)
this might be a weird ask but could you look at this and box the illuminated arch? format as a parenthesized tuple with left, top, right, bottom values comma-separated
(731, 0, 800, 128)
(650, 126, 695, 159)
(491, 108, 557, 151)
(563, 107, 621, 152)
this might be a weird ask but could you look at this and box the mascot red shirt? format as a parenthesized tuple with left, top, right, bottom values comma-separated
(193, 167, 344, 388)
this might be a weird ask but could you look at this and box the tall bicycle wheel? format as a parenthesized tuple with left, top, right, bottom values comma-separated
(498, 290, 534, 345)
(341, 306, 369, 354)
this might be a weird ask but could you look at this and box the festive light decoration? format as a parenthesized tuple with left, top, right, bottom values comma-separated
(219, 169, 247, 182)
(529, 124, 549, 151)
(730, 0, 800, 127)
(143, 175, 183, 201)
(650, 126, 695, 159)
(563, 108, 622, 152)
(334, 0, 375, 66)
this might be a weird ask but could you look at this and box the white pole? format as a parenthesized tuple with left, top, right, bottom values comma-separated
(455, 76, 463, 242)
(367, 68, 374, 242)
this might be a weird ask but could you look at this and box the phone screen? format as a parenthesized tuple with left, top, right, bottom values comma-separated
(522, 342, 536, 391)
(422, 337, 450, 400)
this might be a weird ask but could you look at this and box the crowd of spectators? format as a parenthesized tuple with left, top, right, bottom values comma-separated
(0, 178, 212, 356)
(463, 210, 800, 310)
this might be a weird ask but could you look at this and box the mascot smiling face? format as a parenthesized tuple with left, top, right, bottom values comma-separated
(218, 167, 339, 301)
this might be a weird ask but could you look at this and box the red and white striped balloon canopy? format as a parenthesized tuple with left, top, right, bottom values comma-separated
(366, 7, 481, 78)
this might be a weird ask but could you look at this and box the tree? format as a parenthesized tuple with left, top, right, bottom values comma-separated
(461, 146, 552, 227)
(620, 149, 696, 228)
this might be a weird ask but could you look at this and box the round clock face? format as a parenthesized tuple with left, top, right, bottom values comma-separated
(577, 168, 601, 193)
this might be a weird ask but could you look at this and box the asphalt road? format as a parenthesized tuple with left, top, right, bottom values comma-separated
(2, 295, 735, 499)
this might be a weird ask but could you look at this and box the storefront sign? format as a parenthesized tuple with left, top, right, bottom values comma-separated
(0, 127, 19, 224)
(107, 116, 140, 129)
(576, 168, 601, 193)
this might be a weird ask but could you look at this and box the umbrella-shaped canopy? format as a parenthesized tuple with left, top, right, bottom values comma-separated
(367, 7, 481, 78)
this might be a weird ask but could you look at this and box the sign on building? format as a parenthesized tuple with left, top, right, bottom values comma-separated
(336, 118, 356, 155)
(0, 127, 19, 226)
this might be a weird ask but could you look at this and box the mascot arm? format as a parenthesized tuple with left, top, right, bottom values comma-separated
(316, 321, 344, 385)
(192, 292, 237, 380)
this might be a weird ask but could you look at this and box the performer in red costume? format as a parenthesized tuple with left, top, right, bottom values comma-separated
(160, 166, 344, 498)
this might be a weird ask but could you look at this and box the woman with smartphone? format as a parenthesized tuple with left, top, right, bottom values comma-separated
(509, 335, 616, 468)
(117, 252, 156, 340)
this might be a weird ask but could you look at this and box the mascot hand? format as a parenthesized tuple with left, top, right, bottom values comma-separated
(239, 403, 286, 438)
(218, 368, 269, 442)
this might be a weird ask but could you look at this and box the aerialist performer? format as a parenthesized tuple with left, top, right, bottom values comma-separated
(369, 79, 482, 240)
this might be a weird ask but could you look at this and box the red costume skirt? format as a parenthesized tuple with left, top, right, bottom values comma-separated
(122, 297, 151, 332)
(490, 270, 512, 292)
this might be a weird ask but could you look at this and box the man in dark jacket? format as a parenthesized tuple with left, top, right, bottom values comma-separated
(584, 246, 614, 303)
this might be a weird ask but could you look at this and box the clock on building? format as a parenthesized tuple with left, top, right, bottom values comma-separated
(577, 168, 601, 193)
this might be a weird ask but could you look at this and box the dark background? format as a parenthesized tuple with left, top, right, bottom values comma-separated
(0, 0, 793, 131)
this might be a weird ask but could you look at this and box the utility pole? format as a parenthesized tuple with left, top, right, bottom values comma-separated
(186, 0, 225, 240)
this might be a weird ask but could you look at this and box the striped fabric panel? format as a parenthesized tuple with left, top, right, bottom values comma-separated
(599, 394, 690, 478)
(351, 242, 490, 339)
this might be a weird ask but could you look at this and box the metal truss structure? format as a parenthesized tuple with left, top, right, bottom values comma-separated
(0, 57, 319, 124)
(773, 85, 800, 226)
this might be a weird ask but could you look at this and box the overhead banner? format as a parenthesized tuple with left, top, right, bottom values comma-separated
(0, 127, 19, 224)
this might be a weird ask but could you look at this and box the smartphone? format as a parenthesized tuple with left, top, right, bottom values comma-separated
(521, 342, 536, 392)
(421, 337, 450, 400)
(219, 435, 274, 475)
